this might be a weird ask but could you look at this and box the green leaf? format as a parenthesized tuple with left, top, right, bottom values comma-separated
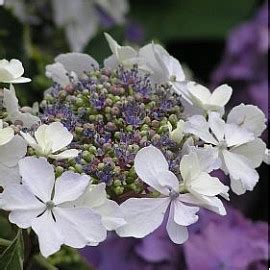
(0, 230, 24, 270)
(129, 0, 257, 41)
(0, 239, 11, 247)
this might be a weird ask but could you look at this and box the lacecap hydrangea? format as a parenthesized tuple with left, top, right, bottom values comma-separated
(0, 33, 268, 258)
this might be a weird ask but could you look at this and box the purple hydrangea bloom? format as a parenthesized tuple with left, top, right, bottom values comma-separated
(211, 3, 268, 117)
(185, 207, 269, 270)
(80, 223, 184, 270)
(80, 206, 268, 270)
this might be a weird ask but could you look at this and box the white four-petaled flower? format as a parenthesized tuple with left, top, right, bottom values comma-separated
(116, 145, 200, 244)
(0, 59, 31, 84)
(184, 82, 233, 115)
(184, 105, 266, 195)
(21, 122, 79, 160)
(0, 157, 107, 257)
(179, 146, 229, 215)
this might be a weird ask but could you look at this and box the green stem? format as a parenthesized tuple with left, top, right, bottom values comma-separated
(34, 254, 58, 270)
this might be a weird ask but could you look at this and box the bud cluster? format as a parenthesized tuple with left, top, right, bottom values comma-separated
(40, 66, 185, 198)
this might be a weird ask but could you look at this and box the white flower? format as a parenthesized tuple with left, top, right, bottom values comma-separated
(74, 182, 126, 231)
(179, 147, 229, 215)
(0, 157, 107, 257)
(185, 82, 233, 115)
(3, 85, 40, 129)
(116, 145, 199, 244)
(168, 120, 185, 144)
(0, 120, 14, 146)
(104, 33, 146, 70)
(184, 107, 267, 195)
(52, 0, 128, 52)
(0, 0, 4, 5)
(139, 43, 187, 98)
(0, 135, 27, 188)
(46, 52, 99, 87)
(21, 122, 79, 160)
(0, 59, 31, 84)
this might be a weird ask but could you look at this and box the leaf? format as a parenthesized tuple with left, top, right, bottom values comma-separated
(0, 230, 24, 270)
(0, 239, 11, 247)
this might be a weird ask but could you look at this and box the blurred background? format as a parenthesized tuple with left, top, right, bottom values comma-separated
(0, 0, 268, 269)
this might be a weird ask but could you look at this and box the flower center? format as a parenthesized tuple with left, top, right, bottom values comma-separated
(169, 189, 179, 200)
(170, 75, 177, 82)
(218, 140, 227, 149)
(46, 200, 55, 210)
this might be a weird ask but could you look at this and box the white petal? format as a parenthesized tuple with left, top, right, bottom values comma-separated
(166, 203, 189, 244)
(180, 152, 201, 182)
(227, 104, 266, 137)
(173, 198, 199, 226)
(188, 146, 220, 173)
(19, 157, 55, 202)
(139, 43, 168, 84)
(45, 122, 73, 153)
(208, 84, 232, 107)
(187, 82, 211, 108)
(222, 150, 259, 195)
(231, 139, 266, 168)
(3, 86, 18, 116)
(224, 123, 254, 147)
(154, 43, 185, 82)
(54, 207, 107, 248)
(1, 184, 45, 228)
(134, 145, 170, 194)
(158, 171, 180, 193)
(168, 119, 185, 144)
(263, 149, 270, 165)
(75, 183, 107, 208)
(55, 53, 99, 76)
(171, 81, 192, 104)
(0, 127, 14, 146)
(50, 149, 80, 160)
(3, 87, 40, 128)
(208, 112, 225, 142)
(4, 77, 31, 83)
(45, 62, 70, 87)
(189, 172, 229, 197)
(34, 124, 49, 152)
(53, 172, 90, 205)
(0, 164, 21, 188)
(20, 131, 38, 150)
(103, 55, 118, 69)
(0, 135, 27, 167)
(184, 115, 218, 145)
(179, 193, 226, 216)
(32, 211, 64, 258)
(94, 200, 126, 231)
(116, 197, 170, 238)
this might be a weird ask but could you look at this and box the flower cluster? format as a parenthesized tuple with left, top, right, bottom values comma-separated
(0, 33, 268, 258)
